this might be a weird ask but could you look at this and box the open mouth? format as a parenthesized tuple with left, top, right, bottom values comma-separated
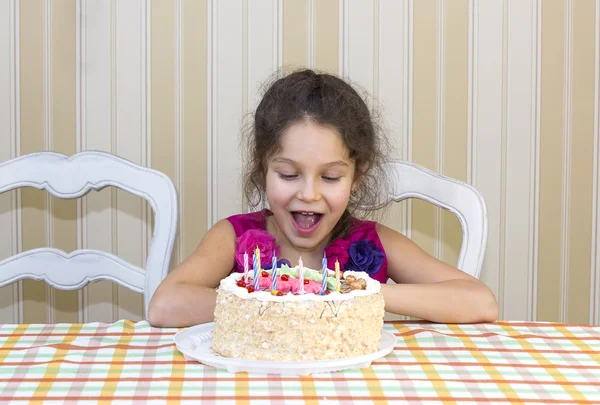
(290, 211, 324, 233)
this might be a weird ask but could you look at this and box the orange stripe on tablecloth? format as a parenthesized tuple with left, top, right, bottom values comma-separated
(498, 323, 588, 403)
(0, 395, 596, 403)
(447, 323, 520, 401)
(298, 375, 320, 405)
(31, 324, 82, 400)
(166, 347, 185, 405)
(2, 376, 600, 386)
(98, 321, 136, 399)
(0, 325, 29, 363)
(360, 367, 389, 405)
(397, 323, 456, 404)
(234, 373, 250, 405)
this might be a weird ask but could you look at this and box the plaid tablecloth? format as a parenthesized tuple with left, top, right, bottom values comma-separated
(0, 320, 599, 404)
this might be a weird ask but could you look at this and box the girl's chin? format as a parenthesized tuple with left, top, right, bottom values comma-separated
(286, 227, 333, 252)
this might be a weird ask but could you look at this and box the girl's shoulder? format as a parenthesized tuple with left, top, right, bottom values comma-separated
(326, 218, 388, 283)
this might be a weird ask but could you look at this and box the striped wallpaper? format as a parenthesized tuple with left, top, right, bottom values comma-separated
(0, 0, 599, 325)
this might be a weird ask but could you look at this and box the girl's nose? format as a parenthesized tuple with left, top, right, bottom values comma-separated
(297, 179, 321, 202)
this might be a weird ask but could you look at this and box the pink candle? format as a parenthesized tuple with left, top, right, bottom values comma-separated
(298, 256, 305, 294)
(243, 251, 249, 284)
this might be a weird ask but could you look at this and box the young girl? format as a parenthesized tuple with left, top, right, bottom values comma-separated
(148, 69, 498, 327)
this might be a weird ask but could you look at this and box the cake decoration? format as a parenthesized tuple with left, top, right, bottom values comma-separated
(233, 248, 371, 297)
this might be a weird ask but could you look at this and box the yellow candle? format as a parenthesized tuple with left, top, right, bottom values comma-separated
(255, 246, 261, 269)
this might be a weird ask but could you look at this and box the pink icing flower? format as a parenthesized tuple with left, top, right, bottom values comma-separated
(325, 238, 350, 270)
(301, 280, 323, 294)
(258, 276, 273, 290)
(274, 277, 293, 293)
(256, 276, 323, 295)
(235, 229, 280, 272)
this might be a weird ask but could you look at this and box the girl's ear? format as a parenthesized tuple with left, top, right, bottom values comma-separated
(351, 160, 367, 197)
(350, 179, 360, 197)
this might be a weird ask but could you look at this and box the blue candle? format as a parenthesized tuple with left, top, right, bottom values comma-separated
(321, 251, 328, 295)
(271, 254, 278, 290)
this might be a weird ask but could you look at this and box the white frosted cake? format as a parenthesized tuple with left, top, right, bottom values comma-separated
(211, 265, 385, 361)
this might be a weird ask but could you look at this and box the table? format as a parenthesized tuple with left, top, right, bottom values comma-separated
(0, 320, 599, 404)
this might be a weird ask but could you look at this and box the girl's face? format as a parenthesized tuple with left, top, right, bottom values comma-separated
(266, 120, 356, 253)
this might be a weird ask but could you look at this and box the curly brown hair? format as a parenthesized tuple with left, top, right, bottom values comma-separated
(243, 68, 390, 242)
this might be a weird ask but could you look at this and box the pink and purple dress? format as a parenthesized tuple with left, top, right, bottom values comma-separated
(226, 209, 388, 283)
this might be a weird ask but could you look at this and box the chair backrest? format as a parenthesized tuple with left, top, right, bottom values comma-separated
(0, 151, 178, 316)
(377, 160, 487, 279)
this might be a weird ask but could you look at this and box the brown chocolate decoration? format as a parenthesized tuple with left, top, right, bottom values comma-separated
(348, 278, 367, 290)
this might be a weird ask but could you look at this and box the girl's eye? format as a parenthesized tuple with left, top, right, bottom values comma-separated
(278, 173, 298, 180)
(322, 176, 341, 182)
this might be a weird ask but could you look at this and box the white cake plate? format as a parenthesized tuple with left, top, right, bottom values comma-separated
(174, 322, 396, 376)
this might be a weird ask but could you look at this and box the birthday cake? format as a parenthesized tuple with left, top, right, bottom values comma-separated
(211, 264, 385, 361)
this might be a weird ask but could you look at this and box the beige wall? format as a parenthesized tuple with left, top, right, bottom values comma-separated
(0, 0, 599, 324)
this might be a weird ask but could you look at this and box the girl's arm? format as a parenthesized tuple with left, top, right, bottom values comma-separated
(147, 219, 237, 327)
(377, 223, 498, 323)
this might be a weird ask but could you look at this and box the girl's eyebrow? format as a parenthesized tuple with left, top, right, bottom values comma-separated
(272, 157, 349, 168)
(271, 157, 296, 165)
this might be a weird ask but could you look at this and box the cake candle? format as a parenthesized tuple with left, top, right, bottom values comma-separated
(243, 251, 249, 284)
(321, 252, 328, 294)
(253, 246, 261, 290)
(298, 255, 305, 294)
(335, 257, 341, 292)
(271, 254, 278, 290)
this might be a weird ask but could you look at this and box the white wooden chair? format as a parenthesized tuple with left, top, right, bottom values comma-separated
(375, 160, 487, 279)
(0, 151, 178, 316)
